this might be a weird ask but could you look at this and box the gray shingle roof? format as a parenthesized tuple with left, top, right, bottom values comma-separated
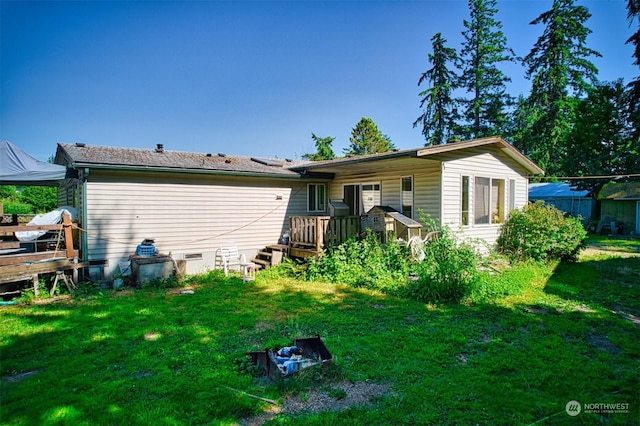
(57, 143, 307, 177)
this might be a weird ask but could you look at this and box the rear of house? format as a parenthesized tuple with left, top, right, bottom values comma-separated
(55, 137, 543, 281)
(291, 137, 544, 250)
(55, 144, 328, 280)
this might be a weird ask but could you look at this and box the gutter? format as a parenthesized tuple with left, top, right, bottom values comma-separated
(69, 162, 333, 181)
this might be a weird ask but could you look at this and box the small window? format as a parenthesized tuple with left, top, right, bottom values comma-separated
(508, 179, 516, 215)
(401, 176, 413, 218)
(307, 184, 326, 212)
(462, 176, 470, 225)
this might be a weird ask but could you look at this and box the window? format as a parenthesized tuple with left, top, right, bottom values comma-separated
(307, 183, 326, 212)
(462, 176, 470, 225)
(491, 179, 505, 224)
(343, 184, 361, 215)
(474, 177, 504, 225)
(401, 176, 413, 218)
(361, 183, 381, 213)
(508, 179, 516, 215)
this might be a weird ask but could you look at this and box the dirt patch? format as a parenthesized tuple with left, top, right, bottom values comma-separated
(587, 334, 621, 355)
(239, 381, 391, 424)
(282, 381, 391, 414)
(581, 247, 640, 259)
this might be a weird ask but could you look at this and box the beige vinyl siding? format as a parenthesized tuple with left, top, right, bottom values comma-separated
(83, 171, 308, 277)
(439, 147, 531, 248)
(328, 159, 441, 220)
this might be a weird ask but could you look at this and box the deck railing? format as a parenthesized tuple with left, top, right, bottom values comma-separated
(288, 216, 361, 257)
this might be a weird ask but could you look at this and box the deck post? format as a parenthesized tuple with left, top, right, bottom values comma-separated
(63, 213, 74, 259)
(315, 216, 323, 254)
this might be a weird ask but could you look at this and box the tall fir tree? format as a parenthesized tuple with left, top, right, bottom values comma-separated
(626, 0, 640, 140)
(302, 133, 336, 161)
(458, 0, 516, 139)
(414, 33, 460, 146)
(564, 80, 639, 191)
(517, 0, 600, 175)
(344, 117, 395, 155)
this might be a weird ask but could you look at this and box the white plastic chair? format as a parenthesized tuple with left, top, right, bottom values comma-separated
(214, 245, 246, 276)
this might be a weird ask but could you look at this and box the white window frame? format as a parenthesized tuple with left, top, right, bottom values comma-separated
(307, 183, 326, 213)
(473, 176, 505, 225)
(461, 175, 470, 226)
(401, 176, 414, 219)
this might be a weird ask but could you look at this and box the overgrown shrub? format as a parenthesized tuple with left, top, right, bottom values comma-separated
(497, 201, 587, 262)
(305, 230, 410, 293)
(403, 226, 479, 304)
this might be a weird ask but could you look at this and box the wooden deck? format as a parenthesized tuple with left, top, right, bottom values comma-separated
(0, 213, 86, 297)
(288, 216, 361, 258)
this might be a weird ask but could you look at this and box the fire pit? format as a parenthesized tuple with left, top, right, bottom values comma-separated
(247, 335, 332, 381)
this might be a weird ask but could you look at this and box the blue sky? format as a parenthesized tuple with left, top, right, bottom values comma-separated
(1, 0, 636, 161)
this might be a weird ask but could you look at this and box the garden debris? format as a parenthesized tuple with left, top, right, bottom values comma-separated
(219, 385, 276, 404)
(3, 370, 39, 384)
(247, 335, 332, 380)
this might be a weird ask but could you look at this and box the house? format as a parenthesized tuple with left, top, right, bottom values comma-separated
(54, 137, 543, 281)
(598, 181, 640, 235)
(528, 182, 594, 223)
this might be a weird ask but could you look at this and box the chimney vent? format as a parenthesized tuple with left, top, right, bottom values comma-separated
(156, 144, 164, 153)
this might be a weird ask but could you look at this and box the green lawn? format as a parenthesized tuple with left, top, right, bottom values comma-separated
(1, 240, 639, 425)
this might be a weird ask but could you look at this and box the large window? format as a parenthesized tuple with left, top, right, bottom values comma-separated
(307, 183, 326, 212)
(474, 177, 504, 225)
(401, 176, 413, 218)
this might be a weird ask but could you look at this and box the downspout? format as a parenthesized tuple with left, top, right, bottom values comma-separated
(80, 168, 89, 266)
(440, 162, 445, 227)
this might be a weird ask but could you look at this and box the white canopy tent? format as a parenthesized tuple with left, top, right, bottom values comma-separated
(0, 140, 75, 186)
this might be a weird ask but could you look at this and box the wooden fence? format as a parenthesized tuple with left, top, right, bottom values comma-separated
(288, 216, 361, 258)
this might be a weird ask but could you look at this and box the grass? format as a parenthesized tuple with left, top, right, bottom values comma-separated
(1, 238, 639, 425)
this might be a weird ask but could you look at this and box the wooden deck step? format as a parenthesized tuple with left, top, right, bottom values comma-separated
(266, 244, 289, 252)
(251, 258, 270, 268)
(257, 251, 272, 258)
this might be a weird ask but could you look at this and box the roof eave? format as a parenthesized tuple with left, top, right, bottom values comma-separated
(69, 162, 325, 180)
(416, 137, 544, 176)
(289, 150, 418, 172)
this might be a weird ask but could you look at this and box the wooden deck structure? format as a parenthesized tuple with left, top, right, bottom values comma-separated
(0, 213, 88, 297)
(288, 216, 361, 258)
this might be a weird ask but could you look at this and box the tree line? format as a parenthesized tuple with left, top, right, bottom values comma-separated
(305, 0, 640, 192)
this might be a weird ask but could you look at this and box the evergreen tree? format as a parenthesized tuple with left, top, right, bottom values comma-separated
(344, 117, 395, 155)
(458, 0, 516, 139)
(627, 0, 640, 139)
(414, 33, 460, 146)
(302, 133, 336, 161)
(564, 80, 639, 191)
(516, 0, 600, 175)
